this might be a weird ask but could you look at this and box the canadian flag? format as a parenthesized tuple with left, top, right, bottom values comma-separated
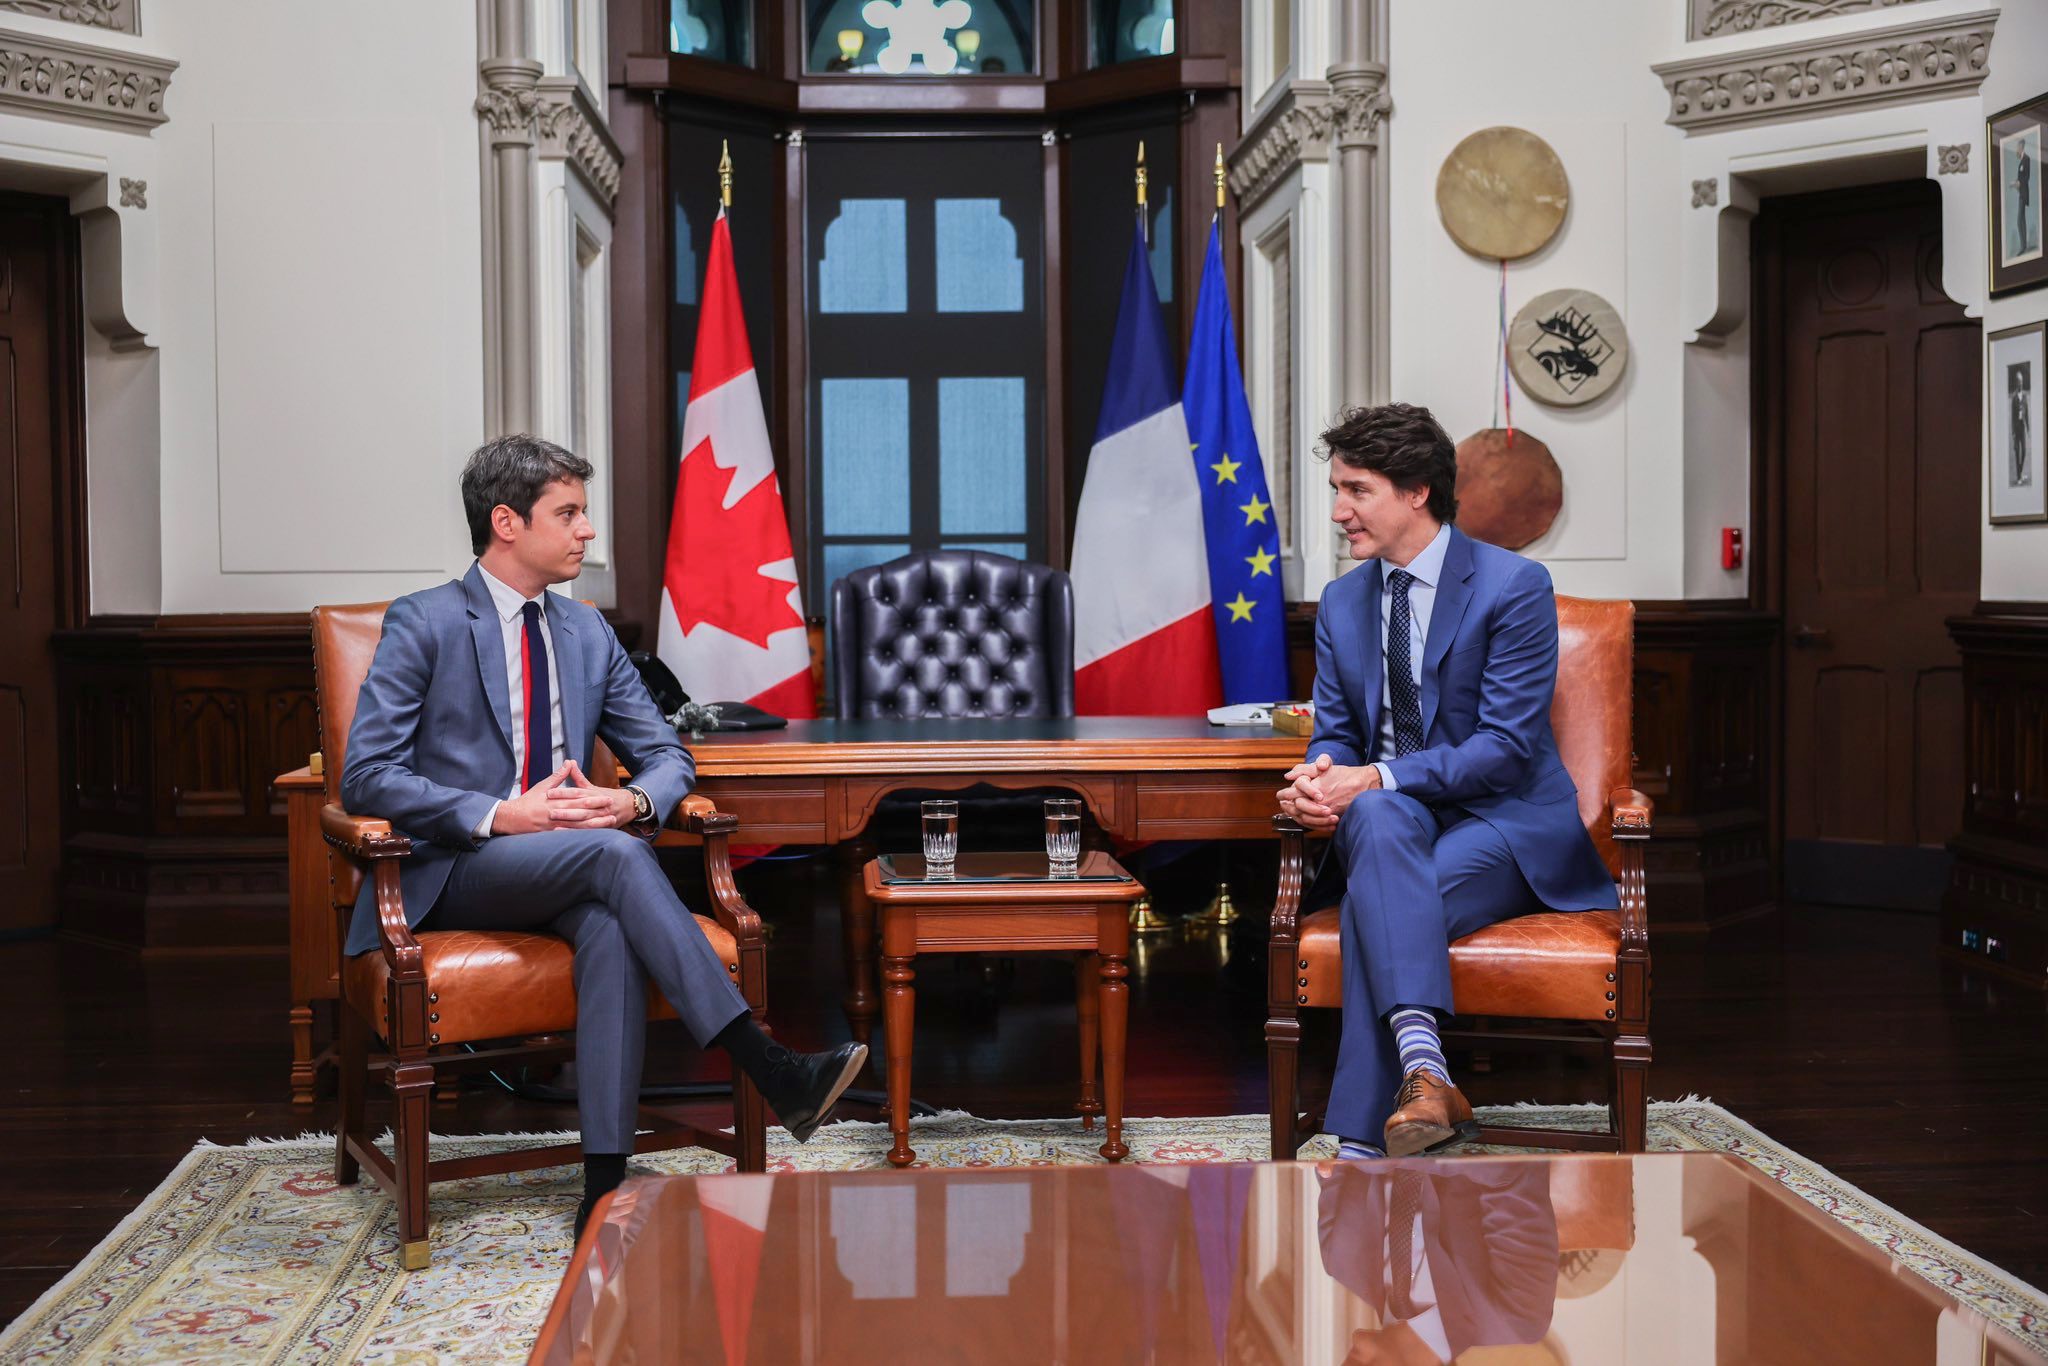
(656, 210, 814, 718)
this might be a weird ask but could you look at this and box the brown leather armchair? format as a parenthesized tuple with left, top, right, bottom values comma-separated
(312, 602, 769, 1271)
(1268, 596, 1653, 1157)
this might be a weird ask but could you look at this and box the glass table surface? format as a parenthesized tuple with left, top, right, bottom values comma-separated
(532, 1152, 2043, 1365)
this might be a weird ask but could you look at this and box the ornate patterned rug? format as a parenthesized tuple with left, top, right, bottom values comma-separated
(3, 1101, 2042, 1363)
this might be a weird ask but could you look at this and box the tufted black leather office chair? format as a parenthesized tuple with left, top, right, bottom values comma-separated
(829, 550, 1075, 720)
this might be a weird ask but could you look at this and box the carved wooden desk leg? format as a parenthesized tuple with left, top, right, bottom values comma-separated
(838, 839, 880, 1049)
(1074, 952, 1101, 1131)
(883, 952, 917, 1168)
(1097, 923, 1131, 1163)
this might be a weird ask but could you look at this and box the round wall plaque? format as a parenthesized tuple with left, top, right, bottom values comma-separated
(1507, 288, 1629, 407)
(1435, 127, 1569, 261)
(1455, 427, 1562, 550)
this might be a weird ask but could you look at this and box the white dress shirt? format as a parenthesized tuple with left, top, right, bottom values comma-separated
(471, 560, 568, 838)
(1372, 522, 1451, 792)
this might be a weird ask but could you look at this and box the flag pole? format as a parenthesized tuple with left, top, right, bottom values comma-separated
(1213, 141, 1225, 223)
(719, 138, 732, 210)
(1136, 140, 1148, 245)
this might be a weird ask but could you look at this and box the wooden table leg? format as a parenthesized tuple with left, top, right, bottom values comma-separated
(884, 952, 916, 1167)
(838, 839, 880, 1049)
(1074, 952, 1101, 1130)
(290, 1004, 318, 1108)
(1098, 946, 1130, 1162)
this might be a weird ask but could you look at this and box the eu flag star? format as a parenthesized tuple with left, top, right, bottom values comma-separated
(1225, 593, 1256, 622)
(1210, 453, 1241, 485)
(1240, 493, 1270, 526)
(1246, 546, 1276, 578)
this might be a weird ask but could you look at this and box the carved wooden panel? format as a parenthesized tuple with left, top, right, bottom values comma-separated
(263, 688, 319, 816)
(0, 682, 24, 873)
(171, 688, 248, 819)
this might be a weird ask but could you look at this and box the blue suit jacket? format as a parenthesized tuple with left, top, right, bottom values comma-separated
(339, 563, 695, 956)
(1305, 527, 1616, 914)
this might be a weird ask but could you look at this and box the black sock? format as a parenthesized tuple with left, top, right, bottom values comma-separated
(584, 1152, 629, 1203)
(712, 1012, 784, 1089)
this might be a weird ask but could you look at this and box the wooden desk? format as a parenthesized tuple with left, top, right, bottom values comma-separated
(865, 851, 1146, 1165)
(277, 719, 1307, 1101)
(679, 718, 1308, 1040)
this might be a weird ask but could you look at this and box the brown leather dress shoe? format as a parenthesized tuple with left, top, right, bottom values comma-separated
(1382, 1069, 1479, 1157)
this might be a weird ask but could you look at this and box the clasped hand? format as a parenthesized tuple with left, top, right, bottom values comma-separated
(490, 760, 639, 835)
(1275, 753, 1380, 830)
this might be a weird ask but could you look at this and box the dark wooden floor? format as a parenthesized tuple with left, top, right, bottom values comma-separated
(4, 850, 2044, 1325)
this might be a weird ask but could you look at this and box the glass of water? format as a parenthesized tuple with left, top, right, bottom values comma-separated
(1044, 798, 1082, 878)
(920, 799, 959, 879)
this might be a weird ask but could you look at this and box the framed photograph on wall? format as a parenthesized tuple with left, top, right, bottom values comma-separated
(1989, 322, 2047, 525)
(1989, 95, 2048, 298)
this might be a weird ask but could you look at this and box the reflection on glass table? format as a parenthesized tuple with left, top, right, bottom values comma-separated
(533, 1152, 2045, 1365)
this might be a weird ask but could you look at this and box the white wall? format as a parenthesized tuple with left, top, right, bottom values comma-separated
(1386, 0, 1689, 601)
(1980, 0, 2048, 602)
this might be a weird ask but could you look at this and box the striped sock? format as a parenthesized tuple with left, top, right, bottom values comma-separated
(1389, 1006, 1451, 1085)
(1336, 1138, 1385, 1161)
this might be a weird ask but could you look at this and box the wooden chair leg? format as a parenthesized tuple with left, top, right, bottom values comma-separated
(1613, 1032, 1652, 1154)
(1267, 1016, 1302, 1161)
(335, 1003, 368, 1186)
(391, 1058, 434, 1270)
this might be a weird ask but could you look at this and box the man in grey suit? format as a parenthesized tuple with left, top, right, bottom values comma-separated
(342, 434, 864, 1235)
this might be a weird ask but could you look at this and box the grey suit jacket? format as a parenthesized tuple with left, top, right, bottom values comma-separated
(339, 563, 695, 956)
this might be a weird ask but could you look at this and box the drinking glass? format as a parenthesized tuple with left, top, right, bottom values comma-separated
(1044, 798, 1082, 877)
(921, 799, 959, 879)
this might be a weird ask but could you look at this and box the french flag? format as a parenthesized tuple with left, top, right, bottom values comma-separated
(1071, 221, 1224, 714)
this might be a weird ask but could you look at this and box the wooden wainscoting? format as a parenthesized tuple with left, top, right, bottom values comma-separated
(53, 616, 317, 953)
(1942, 608, 2048, 989)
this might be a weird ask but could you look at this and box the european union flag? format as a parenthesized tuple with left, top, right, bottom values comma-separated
(1184, 221, 1289, 704)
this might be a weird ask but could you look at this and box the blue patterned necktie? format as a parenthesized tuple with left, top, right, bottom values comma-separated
(1386, 568, 1424, 757)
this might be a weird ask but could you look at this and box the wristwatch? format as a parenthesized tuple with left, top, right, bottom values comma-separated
(627, 785, 654, 825)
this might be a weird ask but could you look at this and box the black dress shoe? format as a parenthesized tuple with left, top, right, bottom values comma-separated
(757, 1041, 868, 1143)
(573, 1194, 597, 1243)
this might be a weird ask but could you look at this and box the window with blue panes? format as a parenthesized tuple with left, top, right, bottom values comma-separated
(805, 136, 1045, 606)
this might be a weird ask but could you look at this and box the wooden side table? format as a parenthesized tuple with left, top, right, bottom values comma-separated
(862, 851, 1147, 1166)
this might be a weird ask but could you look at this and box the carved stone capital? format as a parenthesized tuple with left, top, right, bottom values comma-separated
(1326, 61, 1392, 149)
(0, 0, 135, 32)
(535, 77, 621, 206)
(1228, 82, 1334, 212)
(475, 56, 543, 146)
(1653, 9, 1994, 134)
(0, 28, 172, 130)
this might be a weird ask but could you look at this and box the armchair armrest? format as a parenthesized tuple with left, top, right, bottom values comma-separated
(1607, 788, 1653, 951)
(320, 803, 421, 977)
(682, 797, 764, 949)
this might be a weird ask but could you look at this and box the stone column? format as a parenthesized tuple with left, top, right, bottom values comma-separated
(1327, 0, 1391, 406)
(476, 0, 542, 436)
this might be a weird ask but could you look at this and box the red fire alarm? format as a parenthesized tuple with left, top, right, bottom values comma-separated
(1722, 527, 1743, 570)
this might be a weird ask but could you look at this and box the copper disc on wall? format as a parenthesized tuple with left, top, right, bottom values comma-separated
(1455, 427, 1562, 550)
(1436, 127, 1569, 261)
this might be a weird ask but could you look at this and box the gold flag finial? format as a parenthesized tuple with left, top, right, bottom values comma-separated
(1215, 142, 1226, 210)
(1136, 140, 1147, 210)
(719, 139, 733, 209)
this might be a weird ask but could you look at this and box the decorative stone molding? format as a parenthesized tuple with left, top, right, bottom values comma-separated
(0, 29, 173, 130)
(1937, 142, 1968, 174)
(1688, 0, 1929, 42)
(0, 0, 137, 34)
(1652, 9, 1994, 134)
(1692, 177, 1718, 208)
(1228, 81, 1335, 213)
(535, 76, 620, 206)
(475, 55, 542, 145)
(118, 174, 142, 207)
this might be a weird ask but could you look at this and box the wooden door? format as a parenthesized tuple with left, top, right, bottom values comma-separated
(1767, 181, 1980, 909)
(0, 196, 78, 932)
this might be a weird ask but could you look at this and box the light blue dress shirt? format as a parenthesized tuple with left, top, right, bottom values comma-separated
(1372, 522, 1451, 792)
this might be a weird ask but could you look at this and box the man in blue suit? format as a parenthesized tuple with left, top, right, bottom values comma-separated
(1278, 404, 1615, 1161)
(342, 435, 864, 1235)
